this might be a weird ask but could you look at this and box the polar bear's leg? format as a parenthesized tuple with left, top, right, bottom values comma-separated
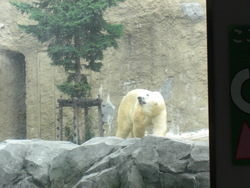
(152, 111, 167, 137)
(116, 121, 132, 138)
(133, 123, 146, 138)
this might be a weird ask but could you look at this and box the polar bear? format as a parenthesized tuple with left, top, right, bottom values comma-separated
(116, 89, 167, 138)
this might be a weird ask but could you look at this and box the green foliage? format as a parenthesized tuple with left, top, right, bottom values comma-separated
(85, 114, 95, 141)
(57, 82, 91, 98)
(64, 114, 94, 142)
(64, 125, 74, 142)
(11, 0, 124, 98)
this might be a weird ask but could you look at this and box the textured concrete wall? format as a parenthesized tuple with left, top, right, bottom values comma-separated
(0, 50, 26, 141)
(0, 0, 208, 141)
(90, 0, 208, 136)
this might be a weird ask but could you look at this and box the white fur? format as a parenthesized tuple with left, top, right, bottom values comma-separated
(116, 89, 167, 138)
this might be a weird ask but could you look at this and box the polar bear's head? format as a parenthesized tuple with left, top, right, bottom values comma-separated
(137, 90, 166, 116)
(137, 91, 164, 107)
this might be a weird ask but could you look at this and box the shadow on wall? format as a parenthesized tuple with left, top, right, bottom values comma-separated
(0, 49, 26, 141)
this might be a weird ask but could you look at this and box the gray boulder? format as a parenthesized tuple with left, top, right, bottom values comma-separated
(0, 136, 209, 188)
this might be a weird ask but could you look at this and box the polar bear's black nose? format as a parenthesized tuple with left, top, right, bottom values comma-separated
(138, 96, 146, 106)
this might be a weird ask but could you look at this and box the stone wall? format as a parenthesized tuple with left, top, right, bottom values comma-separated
(0, 50, 26, 140)
(0, 0, 207, 141)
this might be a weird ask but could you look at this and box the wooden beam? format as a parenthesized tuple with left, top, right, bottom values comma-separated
(57, 98, 102, 108)
(58, 104, 63, 140)
(98, 95, 104, 136)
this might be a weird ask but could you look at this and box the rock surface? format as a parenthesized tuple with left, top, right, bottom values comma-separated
(0, 136, 209, 188)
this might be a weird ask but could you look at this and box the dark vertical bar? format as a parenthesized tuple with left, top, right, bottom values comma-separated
(58, 104, 63, 141)
(98, 95, 103, 136)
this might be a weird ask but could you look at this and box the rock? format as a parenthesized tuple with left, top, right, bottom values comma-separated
(102, 96, 116, 124)
(182, 2, 204, 22)
(159, 77, 175, 101)
(0, 23, 5, 29)
(74, 168, 120, 188)
(0, 136, 209, 188)
(101, 96, 117, 136)
(0, 139, 77, 188)
(188, 142, 209, 172)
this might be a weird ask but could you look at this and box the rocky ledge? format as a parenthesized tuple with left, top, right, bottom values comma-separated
(0, 136, 209, 188)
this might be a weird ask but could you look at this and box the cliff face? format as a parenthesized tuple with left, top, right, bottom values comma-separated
(0, 137, 209, 187)
(0, 0, 207, 141)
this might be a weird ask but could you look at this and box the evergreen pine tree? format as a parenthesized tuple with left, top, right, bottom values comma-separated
(11, 0, 124, 143)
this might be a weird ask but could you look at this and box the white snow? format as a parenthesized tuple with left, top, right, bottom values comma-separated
(166, 129, 209, 141)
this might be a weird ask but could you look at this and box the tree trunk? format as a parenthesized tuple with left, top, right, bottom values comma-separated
(58, 104, 63, 140)
(73, 36, 85, 144)
(84, 107, 90, 140)
(73, 104, 79, 144)
(98, 95, 104, 136)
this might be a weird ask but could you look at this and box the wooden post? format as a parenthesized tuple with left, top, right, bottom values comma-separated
(84, 107, 89, 141)
(58, 97, 104, 142)
(58, 104, 63, 141)
(98, 95, 104, 136)
(73, 100, 79, 145)
(84, 107, 89, 127)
